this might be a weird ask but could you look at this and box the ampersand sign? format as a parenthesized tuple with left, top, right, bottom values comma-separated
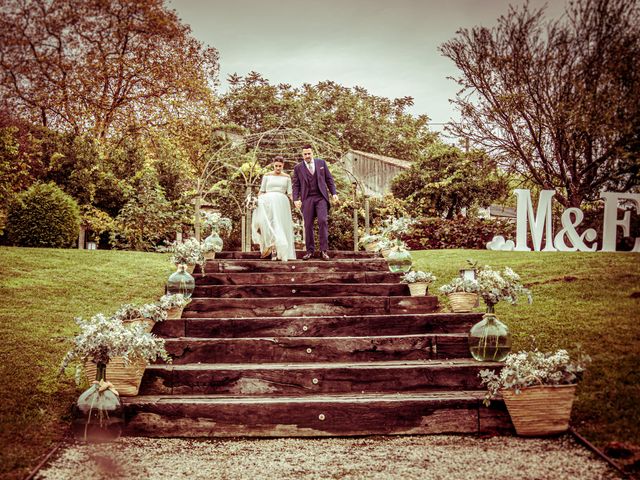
(553, 208, 597, 252)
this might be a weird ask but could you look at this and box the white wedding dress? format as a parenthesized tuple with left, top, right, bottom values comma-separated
(251, 174, 296, 261)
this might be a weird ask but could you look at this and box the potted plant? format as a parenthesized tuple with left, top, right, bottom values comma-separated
(113, 302, 167, 333)
(159, 293, 190, 319)
(438, 277, 480, 312)
(479, 348, 591, 436)
(163, 237, 206, 274)
(401, 270, 436, 296)
(60, 314, 171, 441)
(468, 266, 533, 361)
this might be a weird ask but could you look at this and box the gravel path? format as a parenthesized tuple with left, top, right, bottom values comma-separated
(36, 435, 621, 480)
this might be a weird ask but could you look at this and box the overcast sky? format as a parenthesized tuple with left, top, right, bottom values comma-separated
(168, 0, 568, 135)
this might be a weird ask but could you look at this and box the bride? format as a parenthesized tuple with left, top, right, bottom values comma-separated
(251, 156, 296, 261)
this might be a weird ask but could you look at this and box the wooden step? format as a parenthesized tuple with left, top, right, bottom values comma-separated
(162, 334, 469, 364)
(195, 271, 402, 285)
(183, 296, 439, 318)
(153, 313, 482, 338)
(214, 250, 377, 260)
(200, 259, 389, 273)
(193, 283, 409, 298)
(139, 359, 499, 396)
(122, 391, 513, 437)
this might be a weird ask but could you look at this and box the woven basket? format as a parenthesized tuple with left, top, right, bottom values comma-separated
(84, 357, 147, 397)
(363, 241, 380, 253)
(123, 317, 155, 333)
(166, 306, 184, 320)
(448, 292, 478, 312)
(501, 384, 577, 436)
(380, 248, 391, 259)
(204, 251, 216, 260)
(408, 282, 429, 296)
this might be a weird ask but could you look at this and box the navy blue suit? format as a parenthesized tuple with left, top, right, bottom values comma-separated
(292, 158, 337, 253)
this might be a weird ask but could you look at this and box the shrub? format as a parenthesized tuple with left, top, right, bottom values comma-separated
(6, 182, 80, 247)
(403, 216, 513, 249)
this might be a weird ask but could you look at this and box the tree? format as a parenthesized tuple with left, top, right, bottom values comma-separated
(222, 73, 437, 161)
(391, 144, 508, 219)
(440, 0, 640, 207)
(0, 0, 219, 139)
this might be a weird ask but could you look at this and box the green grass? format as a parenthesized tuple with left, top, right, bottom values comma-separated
(412, 250, 640, 448)
(0, 247, 638, 479)
(0, 247, 173, 480)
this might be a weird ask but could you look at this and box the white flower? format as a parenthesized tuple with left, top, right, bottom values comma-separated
(159, 294, 190, 309)
(439, 277, 479, 294)
(401, 270, 436, 284)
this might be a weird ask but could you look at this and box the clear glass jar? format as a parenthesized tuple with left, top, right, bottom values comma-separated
(203, 231, 224, 253)
(468, 305, 512, 361)
(167, 264, 195, 299)
(72, 362, 124, 442)
(386, 247, 412, 273)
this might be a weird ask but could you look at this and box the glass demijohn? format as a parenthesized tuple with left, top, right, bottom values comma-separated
(167, 264, 195, 299)
(386, 248, 413, 273)
(203, 231, 224, 253)
(468, 307, 512, 362)
(72, 362, 124, 442)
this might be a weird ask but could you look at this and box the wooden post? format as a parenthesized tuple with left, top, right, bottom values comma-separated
(241, 214, 247, 252)
(78, 226, 86, 249)
(352, 182, 358, 252)
(245, 209, 253, 252)
(194, 196, 201, 241)
(364, 196, 370, 236)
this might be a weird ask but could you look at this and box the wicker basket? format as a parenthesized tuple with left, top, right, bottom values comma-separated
(363, 241, 380, 253)
(380, 248, 391, 259)
(123, 317, 155, 333)
(84, 357, 147, 396)
(408, 282, 429, 296)
(166, 306, 184, 320)
(501, 384, 577, 436)
(204, 251, 216, 260)
(448, 292, 478, 312)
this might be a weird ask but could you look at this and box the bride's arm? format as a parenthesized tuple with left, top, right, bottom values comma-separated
(258, 175, 268, 196)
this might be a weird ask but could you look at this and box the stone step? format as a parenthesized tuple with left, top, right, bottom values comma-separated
(162, 334, 469, 364)
(139, 359, 499, 396)
(198, 259, 390, 274)
(153, 313, 481, 338)
(193, 283, 409, 298)
(122, 391, 512, 437)
(214, 250, 377, 260)
(183, 296, 439, 318)
(195, 271, 402, 285)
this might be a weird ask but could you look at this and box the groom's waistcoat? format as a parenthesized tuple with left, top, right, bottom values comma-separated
(303, 165, 322, 197)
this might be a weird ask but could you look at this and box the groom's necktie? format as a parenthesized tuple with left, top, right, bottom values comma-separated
(306, 161, 314, 175)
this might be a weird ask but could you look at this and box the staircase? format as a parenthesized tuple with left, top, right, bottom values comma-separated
(122, 251, 512, 437)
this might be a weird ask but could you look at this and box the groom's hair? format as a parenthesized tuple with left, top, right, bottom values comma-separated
(301, 144, 313, 150)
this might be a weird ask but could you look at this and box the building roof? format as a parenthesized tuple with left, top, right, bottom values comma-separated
(349, 150, 412, 169)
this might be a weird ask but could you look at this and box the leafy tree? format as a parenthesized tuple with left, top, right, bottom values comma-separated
(391, 144, 508, 219)
(110, 167, 185, 251)
(222, 73, 437, 161)
(5, 182, 80, 247)
(440, 0, 640, 207)
(0, 0, 219, 139)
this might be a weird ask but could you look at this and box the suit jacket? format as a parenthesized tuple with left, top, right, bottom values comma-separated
(292, 158, 337, 205)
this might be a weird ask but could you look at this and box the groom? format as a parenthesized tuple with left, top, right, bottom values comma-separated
(292, 144, 339, 260)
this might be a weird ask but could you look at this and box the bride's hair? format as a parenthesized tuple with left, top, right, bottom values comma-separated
(273, 155, 284, 164)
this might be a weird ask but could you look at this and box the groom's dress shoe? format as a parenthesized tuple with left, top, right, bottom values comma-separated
(321, 251, 330, 260)
(302, 252, 313, 260)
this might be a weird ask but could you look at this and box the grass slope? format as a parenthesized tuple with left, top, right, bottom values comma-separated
(0, 247, 638, 478)
(0, 247, 172, 480)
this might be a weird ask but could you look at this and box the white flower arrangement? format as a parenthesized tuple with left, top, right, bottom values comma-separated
(161, 238, 206, 267)
(158, 293, 190, 310)
(201, 211, 233, 235)
(476, 265, 533, 309)
(358, 234, 383, 246)
(401, 270, 436, 284)
(479, 349, 591, 406)
(60, 314, 171, 374)
(381, 216, 417, 240)
(438, 277, 480, 294)
(114, 303, 168, 323)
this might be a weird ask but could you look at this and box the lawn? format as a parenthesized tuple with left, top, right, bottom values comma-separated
(0, 246, 638, 479)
